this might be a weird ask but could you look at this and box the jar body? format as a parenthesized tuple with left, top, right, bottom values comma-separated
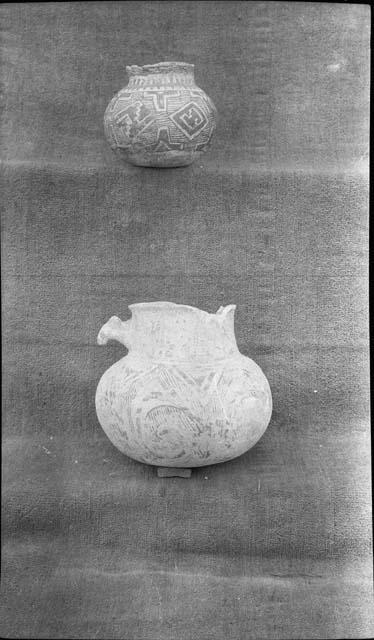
(95, 352, 272, 468)
(104, 62, 217, 167)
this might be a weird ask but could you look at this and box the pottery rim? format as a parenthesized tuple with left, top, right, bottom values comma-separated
(126, 62, 194, 76)
(128, 301, 236, 317)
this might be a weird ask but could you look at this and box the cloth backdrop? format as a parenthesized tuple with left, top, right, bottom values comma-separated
(1, 2, 372, 638)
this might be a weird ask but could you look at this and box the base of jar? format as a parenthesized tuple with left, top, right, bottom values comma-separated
(157, 467, 192, 478)
(114, 147, 203, 168)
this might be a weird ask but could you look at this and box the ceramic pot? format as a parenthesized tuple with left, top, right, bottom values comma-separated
(95, 302, 272, 469)
(103, 62, 217, 167)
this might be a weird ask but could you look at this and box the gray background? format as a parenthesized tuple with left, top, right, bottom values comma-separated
(1, 2, 372, 639)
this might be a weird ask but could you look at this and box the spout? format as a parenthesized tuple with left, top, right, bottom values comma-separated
(97, 316, 132, 349)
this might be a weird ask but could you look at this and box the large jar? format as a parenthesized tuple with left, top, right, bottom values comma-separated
(95, 302, 272, 470)
(104, 62, 217, 167)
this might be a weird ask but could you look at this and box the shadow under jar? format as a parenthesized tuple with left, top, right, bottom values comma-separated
(104, 62, 217, 168)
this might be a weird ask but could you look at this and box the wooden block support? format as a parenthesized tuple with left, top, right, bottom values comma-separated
(157, 467, 192, 478)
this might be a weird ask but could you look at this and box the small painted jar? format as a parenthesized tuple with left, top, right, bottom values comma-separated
(104, 62, 217, 167)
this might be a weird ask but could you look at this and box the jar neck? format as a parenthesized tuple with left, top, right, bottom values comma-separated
(126, 62, 195, 88)
(127, 303, 239, 363)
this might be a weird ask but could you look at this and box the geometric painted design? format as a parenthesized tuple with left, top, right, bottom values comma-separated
(143, 89, 181, 111)
(152, 128, 184, 152)
(170, 101, 209, 139)
(114, 102, 153, 139)
(96, 356, 272, 468)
